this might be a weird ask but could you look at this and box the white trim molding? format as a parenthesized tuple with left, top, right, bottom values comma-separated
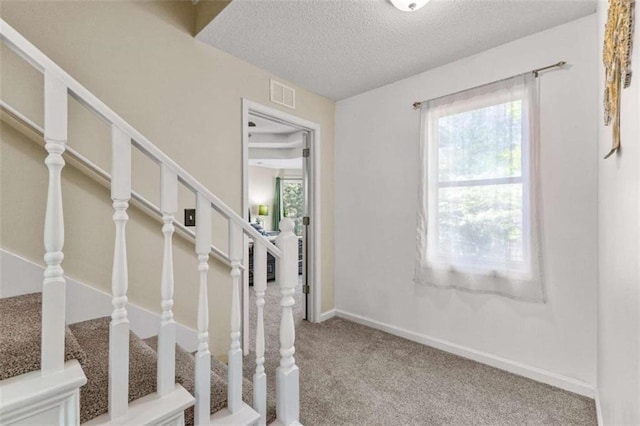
(335, 309, 596, 398)
(241, 98, 323, 324)
(595, 389, 603, 426)
(0, 360, 86, 425)
(319, 309, 336, 322)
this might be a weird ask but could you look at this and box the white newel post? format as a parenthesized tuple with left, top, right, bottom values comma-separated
(41, 72, 68, 374)
(109, 125, 132, 419)
(195, 194, 212, 425)
(228, 222, 243, 413)
(253, 243, 268, 425)
(275, 218, 300, 425)
(158, 164, 178, 397)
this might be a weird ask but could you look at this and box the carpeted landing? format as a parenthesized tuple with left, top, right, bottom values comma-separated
(2, 289, 597, 425)
(245, 281, 597, 425)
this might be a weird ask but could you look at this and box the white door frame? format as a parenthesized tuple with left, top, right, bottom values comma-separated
(241, 98, 322, 354)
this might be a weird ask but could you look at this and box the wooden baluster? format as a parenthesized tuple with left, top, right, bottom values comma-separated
(109, 125, 132, 419)
(41, 72, 68, 374)
(228, 222, 243, 413)
(253, 243, 268, 425)
(194, 193, 212, 425)
(158, 164, 178, 397)
(275, 218, 300, 425)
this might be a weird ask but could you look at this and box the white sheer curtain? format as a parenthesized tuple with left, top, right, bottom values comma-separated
(414, 74, 545, 302)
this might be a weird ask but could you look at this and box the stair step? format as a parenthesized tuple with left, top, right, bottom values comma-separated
(143, 336, 275, 425)
(0, 292, 88, 382)
(1, 293, 275, 425)
(210, 401, 261, 425)
(83, 385, 194, 426)
(69, 317, 163, 424)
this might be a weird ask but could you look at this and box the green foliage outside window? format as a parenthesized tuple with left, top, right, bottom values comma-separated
(436, 100, 524, 263)
(438, 185, 523, 262)
(282, 181, 303, 236)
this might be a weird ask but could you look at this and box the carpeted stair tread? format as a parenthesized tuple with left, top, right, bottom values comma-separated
(143, 336, 276, 425)
(69, 317, 164, 424)
(0, 292, 87, 381)
(1, 292, 275, 424)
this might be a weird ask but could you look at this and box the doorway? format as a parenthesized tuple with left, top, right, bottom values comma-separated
(241, 99, 322, 354)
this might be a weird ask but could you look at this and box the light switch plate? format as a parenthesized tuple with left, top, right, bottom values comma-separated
(184, 209, 196, 227)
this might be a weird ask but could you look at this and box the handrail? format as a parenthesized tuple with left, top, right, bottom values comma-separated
(0, 100, 242, 270)
(0, 18, 282, 259)
(1, 20, 301, 425)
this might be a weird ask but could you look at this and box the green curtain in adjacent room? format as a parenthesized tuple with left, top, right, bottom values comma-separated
(272, 177, 282, 231)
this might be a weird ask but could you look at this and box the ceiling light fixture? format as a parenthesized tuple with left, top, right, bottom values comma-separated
(390, 0, 429, 12)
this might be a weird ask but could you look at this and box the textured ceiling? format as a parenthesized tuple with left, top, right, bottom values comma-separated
(197, 0, 596, 100)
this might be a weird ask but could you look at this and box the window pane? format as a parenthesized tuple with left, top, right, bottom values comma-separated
(438, 101, 522, 182)
(437, 183, 523, 263)
(281, 181, 303, 237)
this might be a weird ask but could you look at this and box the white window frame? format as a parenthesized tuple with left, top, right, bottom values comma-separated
(426, 90, 533, 276)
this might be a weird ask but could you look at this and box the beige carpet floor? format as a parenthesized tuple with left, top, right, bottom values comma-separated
(244, 280, 597, 426)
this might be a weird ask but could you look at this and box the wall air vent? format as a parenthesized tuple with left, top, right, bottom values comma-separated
(270, 79, 296, 109)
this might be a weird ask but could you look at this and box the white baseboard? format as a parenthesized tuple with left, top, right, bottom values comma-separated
(1, 249, 198, 352)
(594, 389, 603, 425)
(319, 309, 336, 322)
(335, 309, 595, 398)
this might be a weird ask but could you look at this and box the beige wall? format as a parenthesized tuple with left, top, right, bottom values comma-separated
(0, 0, 335, 356)
(194, 0, 232, 35)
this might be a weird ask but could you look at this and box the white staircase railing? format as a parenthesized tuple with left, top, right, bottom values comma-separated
(0, 18, 300, 426)
(195, 193, 213, 425)
(253, 244, 268, 425)
(275, 221, 301, 426)
(109, 124, 132, 419)
(158, 164, 178, 398)
(228, 222, 245, 414)
(41, 71, 68, 375)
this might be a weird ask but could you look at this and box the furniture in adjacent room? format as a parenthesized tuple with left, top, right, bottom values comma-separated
(248, 235, 302, 285)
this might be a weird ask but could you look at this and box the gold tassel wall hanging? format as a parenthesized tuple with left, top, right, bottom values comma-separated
(603, 0, 635, 159)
